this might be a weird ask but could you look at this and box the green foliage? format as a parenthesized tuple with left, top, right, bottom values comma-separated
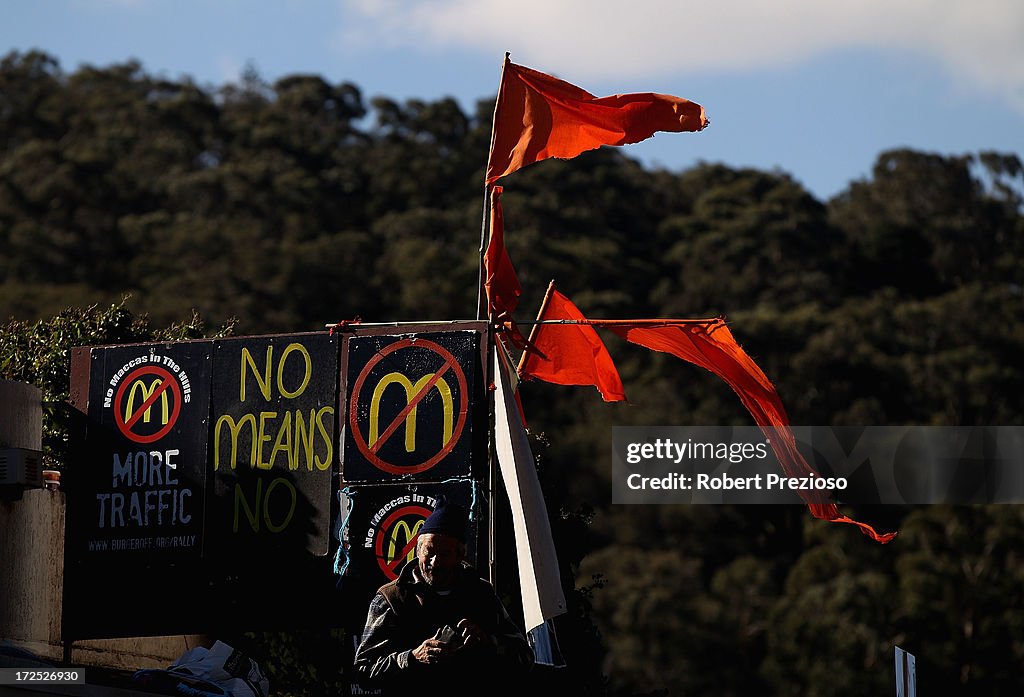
(0, 297, 233, 465)
(581, 545, 706, 689)
(894, 506, 1024, 695)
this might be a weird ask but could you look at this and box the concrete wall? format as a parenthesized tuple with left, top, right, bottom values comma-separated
(0, 488, 66, 659)
(0, 380, 42, 453)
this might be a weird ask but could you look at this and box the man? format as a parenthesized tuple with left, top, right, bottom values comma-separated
(353, 498, 534, 694)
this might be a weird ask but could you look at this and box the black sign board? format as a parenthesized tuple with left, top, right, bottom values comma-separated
(63, 325, 488, 639)
(79, 343, 211, 556)
(208, 333, 339, 557)
(64, 343, 212, 639)
(342, 331, 481, 483)
(339, 480, 480, 597)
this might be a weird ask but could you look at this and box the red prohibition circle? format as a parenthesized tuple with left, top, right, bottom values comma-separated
(374, 504, 433, 580)
(349, 338, 469, 475)
(113, 365, 182, 444)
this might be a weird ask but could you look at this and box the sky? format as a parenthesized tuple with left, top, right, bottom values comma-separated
(3, 0, 1023, 201)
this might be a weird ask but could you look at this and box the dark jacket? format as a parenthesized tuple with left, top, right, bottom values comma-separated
(353, 561, 533, 693)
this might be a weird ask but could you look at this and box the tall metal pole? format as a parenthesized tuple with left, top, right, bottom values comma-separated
(480, 53, 510, 588)
(477, 52, 509, 322)
(476, 185, 491, 322)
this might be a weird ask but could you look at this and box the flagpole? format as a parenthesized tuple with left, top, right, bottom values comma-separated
(523, 318, 720, 326)
(325, 319, 502, 329)
(477, 52, 510, 322)
(325, 317, 719, 329)
(477, 187, 491, 321)
(481, 53, 510, 591)
(517, 279, 556, 375)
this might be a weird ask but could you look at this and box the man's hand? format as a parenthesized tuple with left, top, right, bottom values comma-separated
(409, 626, 462, 663)
(456, 618, 488, 648)
(411, 638, 455, 664)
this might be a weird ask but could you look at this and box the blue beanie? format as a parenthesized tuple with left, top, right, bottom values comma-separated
(419, 496, 468, 542)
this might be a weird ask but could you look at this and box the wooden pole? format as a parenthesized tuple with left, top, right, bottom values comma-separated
(516, 280, 556, 375)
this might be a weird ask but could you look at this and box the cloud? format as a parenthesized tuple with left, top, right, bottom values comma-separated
(341, 0, 1024, 111)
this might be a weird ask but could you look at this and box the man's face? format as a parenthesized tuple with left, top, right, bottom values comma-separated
(416, 533, 464, 590)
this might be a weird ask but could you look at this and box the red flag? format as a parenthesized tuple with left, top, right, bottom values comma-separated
(484, 185, 534, 350)
(600, 319, 896, 544)
(484, 185, 521, 318)
(486, 57, 708, 185)
(518, 285, 626, 403)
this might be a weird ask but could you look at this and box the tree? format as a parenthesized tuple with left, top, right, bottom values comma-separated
(0, 299, 233, 466)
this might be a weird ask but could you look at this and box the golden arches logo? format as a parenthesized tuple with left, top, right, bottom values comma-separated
(369, 372, 454, 453)
(124, 378, 170, 425)
(386, 518, 424, 566)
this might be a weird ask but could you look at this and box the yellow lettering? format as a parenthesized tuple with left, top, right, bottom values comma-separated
(270, 410, 294, 470)
(257, 411, 277, 469)
(277, 343, 311, 399)
(387, 519, 423, 565)
(233, 480, 261, 532)
(214, 413, 258, 470)
(124, 378, 169, 424)
(240, 346, 272, 402)
(264, 478, 296, 533)
(295, 408, 315, 470)
(315, 406, 334, 470)
(232, 477, 295, 533)
(369, 373, 453, 453)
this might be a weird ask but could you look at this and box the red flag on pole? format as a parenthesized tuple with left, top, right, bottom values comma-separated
(518, 284, 627, 403)
(516, 285, 895, 543)
(598, 319, 896, 544)
(484, 185, 522, 318)
(486, 56, 708, 185)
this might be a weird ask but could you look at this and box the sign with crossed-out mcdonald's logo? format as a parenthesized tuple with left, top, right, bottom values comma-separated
(347, 482, 479, 586)
(374, 504, 431, 580)
(81, 343, 210, 572)
(115, 365, 182, 443)
(369, 372, 454, 453)
(343, 330, 481, 482)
